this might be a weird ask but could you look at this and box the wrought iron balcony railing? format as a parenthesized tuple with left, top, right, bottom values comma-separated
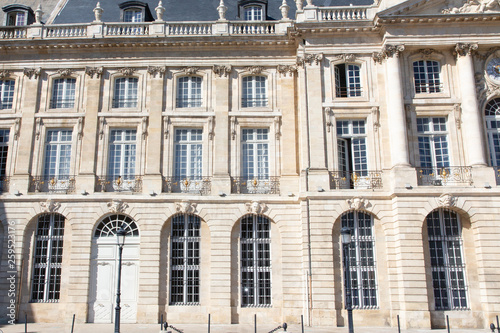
(29, 175, 76, 193)
(112, 98, 138, 108)
(163, 176, 211, 195)
(50, 98, 75, 109)
(416, 166, 473, 186)
(176, 97, 202, 108)
(242, 97, 268, 108)
(335, 86, 362, 98)
(231, 177, 280, 194)
(96, 175, 143, 192)
(0, 176, 10, 193)
(329, 171, 383, 190)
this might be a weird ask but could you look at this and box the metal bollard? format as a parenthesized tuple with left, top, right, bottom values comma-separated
(490, 315, 500, 333)
(268, 322, 288, 333)
(71, 314, 75, 333)
(163, 322, 184, 333)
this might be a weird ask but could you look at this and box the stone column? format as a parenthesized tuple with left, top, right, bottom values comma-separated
(277, 65, 299, 194)
(211, 65, 232, 194)
(455, 43, 487, 166)
(76, 67, 103, 193)
(142, 66, 166, 194)
(11, 68, 42, 193)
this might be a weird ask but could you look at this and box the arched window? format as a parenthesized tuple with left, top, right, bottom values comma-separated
(0, 79, 15, 109)
(94, 214, 139, 237)
(341, 211, 377, 308)
(31, 213, 65, 302)
(177, 76, 202, 108)
(485, 98, 500, 167)
(51, 78, 76, 109)
(170, 214, 201, 305)
(113, 77, 138, 108)
(242, 76, 267, 107)
(240, 214, 271, 307)
(334, 63, 361, 97)
(413, 60, 441, 94)
(426, 209, 467, 310)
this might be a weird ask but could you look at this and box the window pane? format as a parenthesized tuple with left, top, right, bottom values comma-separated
(113, 78, 138, 108)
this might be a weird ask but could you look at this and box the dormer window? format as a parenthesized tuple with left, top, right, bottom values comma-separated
(238, 0, 267, 21)
(2, 5, 34, 26)
(119, 1, 154, 23)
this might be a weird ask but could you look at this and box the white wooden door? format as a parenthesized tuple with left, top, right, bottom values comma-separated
(88, 241, 139, 323)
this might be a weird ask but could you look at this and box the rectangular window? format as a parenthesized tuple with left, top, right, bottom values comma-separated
(44, 129, 72, 180)
(177, 77, 202, 108)
(113, 77, 138, 108)
(0, 80, 15, 109)
(108, 129, 137, 180)
(244, 6, 263, 21)
(31, 214, 65, 302)
(0, 129, 9, 178)
(174, 128, 202, 180)
(242, 76, 267, 107)
(417, 117, 449, 176)
(124, 9, 143, 22)
(242, 128, 269, 181)
(336, 120, 368, 188)
(334, 64, 361, 98)
(170, 214, 200, 305)
(51, 78, 76, 109)
(413, 60, 441, 94)
(7, 11, 26, 26)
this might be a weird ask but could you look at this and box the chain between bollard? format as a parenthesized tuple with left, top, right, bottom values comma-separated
(268, 322, 287, 333)
(163, 322, 184, 333)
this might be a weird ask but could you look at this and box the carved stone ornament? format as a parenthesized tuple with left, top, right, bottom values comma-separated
(85, 66, 103, 79)
(56, 69, 74, 77)
(324, 107, 333, 132)
(437, 193, 456, 208)
(454, 104, 462, 129)
(415, 48, 439, 59)
(0, 70, 11, 79)
(442, 0, 500, 14)
(213, 65, 232, 77)
(274, 116, 281, 140)
(117, 67, 136, 76)
(182, 67, 199, 75)
(24, 67, 41, 79)
(175, 201, 197, 214)
(147, 66, 167, 78)
(476, 71, 500, 104)
(245, 201, 267, 214)
(40, 199, 61, 213)
(372, 44, 405, 64)
(107, 200, 129, 213)
(245, 66, 264, 75)
(297, 53, 324, 67)
(277, 65, 298, 77)
(346, 197, 369, 211)
(208, 116, 215, 140)
(372, 106, 381, 132)
(231, 117, 237, 140)
(455, 43, 478, 57)
(164, 116, 170, 139)
(334, 54, 356, 62)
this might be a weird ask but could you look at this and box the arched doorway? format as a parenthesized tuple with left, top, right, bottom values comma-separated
(88, 214, 140, 323)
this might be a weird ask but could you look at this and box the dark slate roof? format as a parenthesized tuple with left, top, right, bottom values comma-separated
(53, 0, 375, 24)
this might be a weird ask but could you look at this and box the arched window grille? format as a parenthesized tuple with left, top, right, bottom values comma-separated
(94, 214, 139, 237)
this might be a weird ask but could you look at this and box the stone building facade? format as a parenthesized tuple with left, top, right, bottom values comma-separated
(0, 0, 500, 329)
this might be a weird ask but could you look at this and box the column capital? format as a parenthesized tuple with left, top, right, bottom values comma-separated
(372, 44, 405, 64)
(454, 43, 478, 58)
(147, 66, 167, 78)
(297, 53, 323, 67)
(277, 64, 298, 77)
(212, 64, 232, 77)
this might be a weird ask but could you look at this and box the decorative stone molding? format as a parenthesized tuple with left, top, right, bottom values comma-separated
(213, 65, 232, 77)
(274, 116, 281, 140)
(277, 65, 298, 77)
(93, 2, 103, 22)
(208, 116, 215, 140)
(411, 48, 442, 59)
(334, 54, 356, 62)
(175, 201, 197, 214)
(217, 0, 228, 21)
(99, 117, 106, 139)
(280, 0, 290, 20)
(35, 4, 43, 24)
(35, 118, 42, 140)
(346, 197, 370, 211)
(14, 118, 20, 140)
(40, 199, 61, 213)
(297, 53, 323, 67)
(373, 44, 405, 64)
(147, 66, 166, 78)
(56, 69, 74, 77)
(405, 104, 414, 128)
(0, 70, 11, 79)
(24, 67, 41, 79)
(142, 116, 148, 139)
(372, 106, 380, 132)
(231, 117, 237, 140)
(245, 201, 267, 214)
(454, 43, 478, 58)
(155, 1, 165, 21)
(454, 104, 462, 129)
(107, 200, 129, 213)
(245, 66, 264, 75)
(324, 107, 333, 132)
(77, 117, 83, 139)
(117, 67, 136, 76)
(475, 71, 500, 105)
(182, 67, 199, 75)
(442, 0, 500, 14)
(85, 66, 103, 79)
(164, 116, 170, 139)
(437, 193, 456, 208)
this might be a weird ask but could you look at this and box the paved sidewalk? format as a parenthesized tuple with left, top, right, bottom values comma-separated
(0, 323, 492, 333)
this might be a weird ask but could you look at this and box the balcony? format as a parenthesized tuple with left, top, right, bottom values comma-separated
(112, 98, 138, 108)
(231, 177, 280, 194)
(50, 98, 75, 109)
(96, 175, 143, 193)
(176, 97, 202, 108)
(416, 167, 473, 186)
(242, 97, 268, 108)
(0, 176, 9, 193)
(29, 175, 76, 193)
(163, 176, 211, 195)
(329, 171, 383, 190)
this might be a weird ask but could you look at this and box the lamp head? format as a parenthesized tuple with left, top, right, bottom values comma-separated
(116, 225, 127, 246)
(340, 227, 352, 245)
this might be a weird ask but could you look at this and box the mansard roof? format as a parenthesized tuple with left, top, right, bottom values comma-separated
(53, 0, 375, 24)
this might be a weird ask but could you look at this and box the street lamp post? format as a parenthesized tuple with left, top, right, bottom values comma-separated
(341, 227, 354, 333)
(114, 226, 127, 333)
